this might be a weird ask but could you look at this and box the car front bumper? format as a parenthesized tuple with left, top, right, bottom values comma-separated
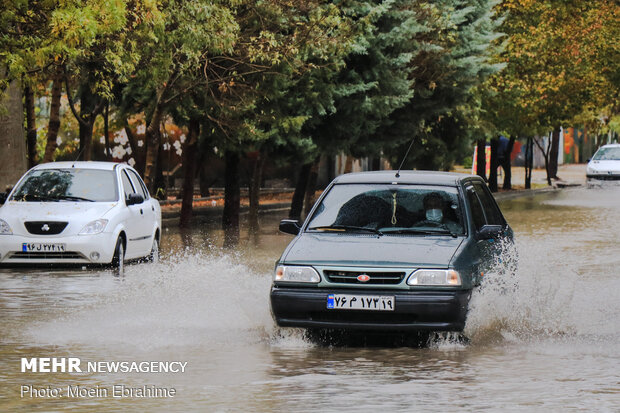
(0, 232, 117, 265)
(270, 286, 471, 331)
(586, 173, 620, 181)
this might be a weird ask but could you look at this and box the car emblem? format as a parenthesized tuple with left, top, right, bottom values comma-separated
(41, 224, 50, 232)
(357, 274, 370, 282)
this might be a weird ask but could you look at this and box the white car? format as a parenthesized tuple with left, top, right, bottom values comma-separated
(0, 161, 161, 269)
(586, 143, 620, 185)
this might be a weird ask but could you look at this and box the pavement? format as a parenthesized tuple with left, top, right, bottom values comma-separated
(512, 163, 586, 188)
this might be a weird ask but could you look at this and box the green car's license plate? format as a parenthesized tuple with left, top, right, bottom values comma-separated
(327, 294, 394, 311)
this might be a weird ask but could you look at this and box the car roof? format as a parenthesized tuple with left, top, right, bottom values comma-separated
(33, 161, 122, 171)
(599, 143, 620, 148)
(332, 170, 481, 186)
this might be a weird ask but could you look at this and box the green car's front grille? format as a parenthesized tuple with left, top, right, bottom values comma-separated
(323, 270, 406, 285)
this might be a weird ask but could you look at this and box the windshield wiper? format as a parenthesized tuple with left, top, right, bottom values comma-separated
(380, 228, 458, 238)
(308, 225, 384, 236)
(13, 193, 59, 202)
(53, 195, 95, 202)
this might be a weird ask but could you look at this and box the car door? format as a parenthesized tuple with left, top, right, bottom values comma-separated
(467, 182, 511, 283)
(120, 169, 150, 258)
(464, 183, 493, 286)
(126, 169, 156, 251)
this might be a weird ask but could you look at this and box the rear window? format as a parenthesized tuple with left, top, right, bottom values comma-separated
(306, 184, 465, 234)
(11, 169, 118, 202)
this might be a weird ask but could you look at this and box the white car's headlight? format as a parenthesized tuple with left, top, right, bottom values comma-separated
(274, 265, 321, 283)
(79, 219, 108, 235)
(407, 269, 461, 286)
(0, 219, 12, 235)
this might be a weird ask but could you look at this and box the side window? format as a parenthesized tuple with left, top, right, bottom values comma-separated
(128, 170, 148, 199)
(121, 170, 137, 201)
(473, 183, 504, 225)
(466, 186, 486, 231)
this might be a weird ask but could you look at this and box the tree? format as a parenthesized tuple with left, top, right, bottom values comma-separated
(483, 0, 620, 186)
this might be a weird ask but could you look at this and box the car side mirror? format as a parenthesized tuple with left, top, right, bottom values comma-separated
(279, 219, 301, 235)
(0, 192, 6, 205)
(126, 193, 144, 206)
(476, 224, 503, 240)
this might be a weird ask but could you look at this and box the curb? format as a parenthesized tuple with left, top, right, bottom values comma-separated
(492, 183, 583, 201)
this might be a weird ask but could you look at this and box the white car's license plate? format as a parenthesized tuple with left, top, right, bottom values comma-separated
(21, 243, 66, 252)
(327, 294, 394, 311)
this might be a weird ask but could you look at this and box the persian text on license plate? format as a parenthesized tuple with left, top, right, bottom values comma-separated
(22, 243, 66, 252)
(327, 294, 394, 311)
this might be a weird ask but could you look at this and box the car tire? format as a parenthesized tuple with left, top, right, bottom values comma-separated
(148, 237, 159, 263)
(112, 237, 125, 273)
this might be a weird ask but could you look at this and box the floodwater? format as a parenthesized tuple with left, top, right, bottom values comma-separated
(1, 187, 619, 412)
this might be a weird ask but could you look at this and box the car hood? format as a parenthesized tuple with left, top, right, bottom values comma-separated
(281, 233, 465, 267)
(588, 160, 620, 173)
(0, 201, 117, 233)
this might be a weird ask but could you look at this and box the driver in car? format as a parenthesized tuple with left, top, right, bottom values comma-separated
(420, 192, 461, 233)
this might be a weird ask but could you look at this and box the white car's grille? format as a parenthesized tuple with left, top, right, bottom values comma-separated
(8, 251, 85, 260)
(24, 221, 68, 235)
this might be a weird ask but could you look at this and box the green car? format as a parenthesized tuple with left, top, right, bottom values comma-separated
(270, 171, 512, 332)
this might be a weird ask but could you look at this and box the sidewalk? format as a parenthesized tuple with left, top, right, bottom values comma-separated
(454, 163, 586, 189)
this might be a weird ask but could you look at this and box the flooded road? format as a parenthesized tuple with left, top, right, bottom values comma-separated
(1, 187, 619, 411)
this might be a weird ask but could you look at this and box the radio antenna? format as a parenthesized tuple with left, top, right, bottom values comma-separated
(71, 145, 87, 167)
(395, 136, 416, 178)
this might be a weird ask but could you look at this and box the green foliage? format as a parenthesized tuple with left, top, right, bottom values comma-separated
(483, 0, 620, 138)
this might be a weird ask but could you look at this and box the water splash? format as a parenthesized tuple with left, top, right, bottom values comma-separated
(24, 251, 278, 350)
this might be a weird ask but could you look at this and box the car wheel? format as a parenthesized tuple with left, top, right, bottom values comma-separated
(148, 237, 159, 263)
(112, 237, 125, 273)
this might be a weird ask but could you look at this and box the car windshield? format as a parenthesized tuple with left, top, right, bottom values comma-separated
(592, 147, 620, 161)
(10, 169, 118, 202)
(307, 184, 465, 235)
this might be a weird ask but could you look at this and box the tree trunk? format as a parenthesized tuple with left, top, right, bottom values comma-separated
(289, 162, 312, 220)
(223, 151, 240, 248)
(248, 150, 267, 233)
(144, 106, 163, 192)
(77, 86, 97, 161)
(534, 135, 553, 186)
(524, 137, 533, 189)
(154, 138, 166, 200)
(24, 85, 38, 168)
(103, 102, 111, 160)
(488, 137, 499, 192)
(43, 77, 63, 162)
(371, 157, 381, 171)
(0, 78, 27, 190)
(548, 127, 561, 179)
(179, 118, 200, 228)
(476, 139, 486, 180)
(124, 122, 143, 174)
(502, 137, 516, 190)
(303, 158, 320, 217)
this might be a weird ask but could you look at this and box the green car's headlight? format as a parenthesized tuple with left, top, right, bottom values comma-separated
(407, 269, 461, 286)
(0, 219, 12, 235)
(274, 265, 321, 283)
